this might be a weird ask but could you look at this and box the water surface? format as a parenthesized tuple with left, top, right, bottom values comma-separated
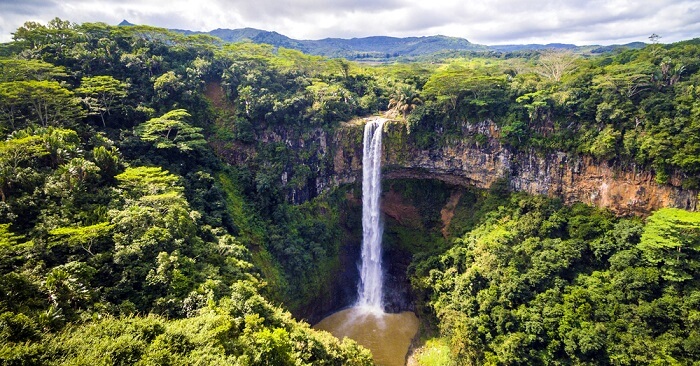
(314, 307, 419, 366)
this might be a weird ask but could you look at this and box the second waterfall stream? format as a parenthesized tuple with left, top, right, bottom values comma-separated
(314, 117, 419, 366)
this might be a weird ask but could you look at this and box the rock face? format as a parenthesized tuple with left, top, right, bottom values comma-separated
(329, 119, 697, 216)
(213, 117, 697, 215)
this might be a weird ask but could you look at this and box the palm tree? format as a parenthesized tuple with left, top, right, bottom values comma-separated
(388, 84, 422, 119)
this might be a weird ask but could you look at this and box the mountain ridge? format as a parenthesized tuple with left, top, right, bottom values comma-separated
(124, 21, 646, 60)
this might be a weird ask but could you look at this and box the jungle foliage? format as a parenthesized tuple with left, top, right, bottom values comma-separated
(0, 18, 373, 365)
(1, 17, 700, 365)
(411, 194, 700, 365)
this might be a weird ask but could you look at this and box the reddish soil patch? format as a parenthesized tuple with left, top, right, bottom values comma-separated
(345, 191, 361, 206)
(204, 81, 235, 112)
(381, 189, 422, 227)
(440, 190, 462, 238)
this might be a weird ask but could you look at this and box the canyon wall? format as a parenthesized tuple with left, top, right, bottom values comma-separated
(328, 118, 697, 216)
(212, 117, 697, 216)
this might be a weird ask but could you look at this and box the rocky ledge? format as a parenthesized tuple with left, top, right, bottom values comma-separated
(329, 118, 697, 216)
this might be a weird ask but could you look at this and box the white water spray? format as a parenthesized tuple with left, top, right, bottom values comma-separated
(357, 118, 386, 311)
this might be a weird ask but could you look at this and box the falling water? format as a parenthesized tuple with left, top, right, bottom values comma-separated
(315, 117, 419, 366)
(357, 118, 385, 310)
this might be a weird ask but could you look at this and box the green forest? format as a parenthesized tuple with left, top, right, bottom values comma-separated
(1, 18, 700, 365)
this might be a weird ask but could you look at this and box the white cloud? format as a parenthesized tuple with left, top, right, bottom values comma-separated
(0, 0, 698, 44)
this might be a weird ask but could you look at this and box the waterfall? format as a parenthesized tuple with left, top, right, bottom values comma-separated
(357, 118, 385, 311)
(315, 118, 421, 365)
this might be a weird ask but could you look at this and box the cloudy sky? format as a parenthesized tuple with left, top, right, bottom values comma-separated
(1, 0, 699, 45)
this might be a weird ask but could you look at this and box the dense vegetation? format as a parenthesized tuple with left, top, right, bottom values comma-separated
(411, 190, 700, 365)
(1, 17, 700, 365)
(0, 19, 374, 364)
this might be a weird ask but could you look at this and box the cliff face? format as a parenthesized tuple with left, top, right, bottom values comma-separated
(329, 118, 697, 216)
(213, 117, 697, 215)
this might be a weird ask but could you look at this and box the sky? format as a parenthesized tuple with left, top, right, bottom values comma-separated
(1, 0, 699, 45)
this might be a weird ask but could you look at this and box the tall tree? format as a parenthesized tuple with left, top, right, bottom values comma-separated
(0, 80, 84, 127)
(0, 82, 24, 131)
(76, 76, 128, 127)
(535, 50, 578, 82)
(49, 222, 113, 256)
(0, 58, 67, 82)
(134, 109, 205, 152)
(388, 84, 422, 119)
(0, 135, 48, 201)
(639, 208, 700, 282)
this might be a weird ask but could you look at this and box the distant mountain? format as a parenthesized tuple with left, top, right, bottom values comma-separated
(487, 43, 579, 52)
(590, 42, 647, 53)
(168, 26, 484, 59)
(487, 41, 647, 54)
(312, 35, 488, 58)
(154, 22, 646, 60)
(207, 28, 304, 48)
(118, 20, 134, 26)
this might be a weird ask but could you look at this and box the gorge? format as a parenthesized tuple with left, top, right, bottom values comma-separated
(211, 109, 700, 325)
(207, 80, 700, 363)
(269, 113, 699, 363)
(215, 116, 698, 221)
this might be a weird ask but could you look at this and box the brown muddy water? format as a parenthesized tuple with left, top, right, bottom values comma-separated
(314, 307, 420, 366)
